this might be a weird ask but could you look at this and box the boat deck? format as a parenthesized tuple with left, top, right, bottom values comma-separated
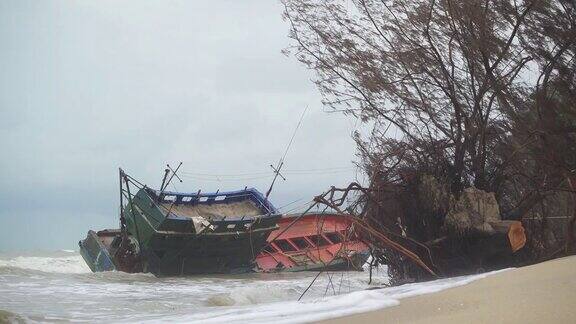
(160, 200, 261, 220)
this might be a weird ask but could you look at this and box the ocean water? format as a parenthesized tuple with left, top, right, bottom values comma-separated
(0, 251, 494, 323)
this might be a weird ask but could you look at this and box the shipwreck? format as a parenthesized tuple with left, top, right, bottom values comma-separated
(79, 169, 280, 276)
(79, 168, 371, 276)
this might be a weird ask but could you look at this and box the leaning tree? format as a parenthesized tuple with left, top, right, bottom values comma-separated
(282, 0, 576, 278)
(283, 0, 536, 195)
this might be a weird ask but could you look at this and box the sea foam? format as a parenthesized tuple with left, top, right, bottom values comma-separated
(0, 251, 505, 324)
(0, 255, 91, 274)
(141, 270, 503, 324)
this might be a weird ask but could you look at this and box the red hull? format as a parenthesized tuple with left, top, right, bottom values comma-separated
(256, 213, 369, 272)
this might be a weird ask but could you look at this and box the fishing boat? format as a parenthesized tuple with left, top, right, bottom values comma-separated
(256, 213, 370, 272)
(79, 169, 280, 276)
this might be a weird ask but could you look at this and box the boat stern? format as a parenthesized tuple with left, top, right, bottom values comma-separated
(78, 230, 117, 272)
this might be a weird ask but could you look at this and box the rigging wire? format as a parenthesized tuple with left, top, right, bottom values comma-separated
(179, 174, 274, 182)
(180, 170, 271, 177)
(280, 199, 316, 214)
(179, 166, 355, 179)
(280, 106, 308, 165)
(276, 197, 306, 211)
(265, 106, 308, 199)
(179, 172, 352, 183)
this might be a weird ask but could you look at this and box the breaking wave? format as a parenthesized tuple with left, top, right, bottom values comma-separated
(0, 255, 91, 274)
(206, 285, 298, 306)
(0, 249, 506, 323)
(0, 309, 26, 323)
(144, 271, 504, 323)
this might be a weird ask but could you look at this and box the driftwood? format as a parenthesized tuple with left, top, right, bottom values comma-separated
(489, 220, 526, 253)
(426, 220, 526, 254)
(443, 189, 526, 252)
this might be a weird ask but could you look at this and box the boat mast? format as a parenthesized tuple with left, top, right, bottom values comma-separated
(119, 168, 127, 235)
(157, 162, 183, 200)
(264, 106, 307, 200)
(159, 168, 170, 194)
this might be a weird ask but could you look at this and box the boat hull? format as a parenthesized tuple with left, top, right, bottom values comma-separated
(139, 217, 278, 275)
(255, 213, 370, 272)
(79, 216, 279, 276)
(79, 182, 281, 276)
(78, 230, 117, 272)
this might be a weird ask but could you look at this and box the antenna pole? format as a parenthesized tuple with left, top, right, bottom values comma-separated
(265, 161, 286, 199)
(167, 163, 184, 184)
(264, 106, 307, 200)
(159, 168, 170, 191)
(157, 162, 183, 200)
(119, 168, 127, 234)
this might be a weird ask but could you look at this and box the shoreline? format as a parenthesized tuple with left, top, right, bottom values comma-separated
(321, 255, 576, 323)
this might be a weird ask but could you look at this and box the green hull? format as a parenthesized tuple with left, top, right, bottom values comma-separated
(80, 181, 280, 276)
(78, 230, 116, 272)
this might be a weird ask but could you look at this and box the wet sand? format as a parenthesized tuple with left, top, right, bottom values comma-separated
(322, 256, 576, 323)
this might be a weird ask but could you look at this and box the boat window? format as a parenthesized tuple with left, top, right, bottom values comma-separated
(182, 196, 193, 202)
(291, 237, 310, 249)
(325, 232, 342, 244)
(308, 234, 330, 247)
(215, 195, 226, 201)
(275, 239, 297, 252)
(263, 244, 277, 253)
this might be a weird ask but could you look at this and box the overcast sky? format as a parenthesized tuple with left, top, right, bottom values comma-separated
(0, 1, 364, 251)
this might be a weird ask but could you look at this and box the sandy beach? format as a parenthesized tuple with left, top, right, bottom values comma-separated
(322, 256, 576, 323)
